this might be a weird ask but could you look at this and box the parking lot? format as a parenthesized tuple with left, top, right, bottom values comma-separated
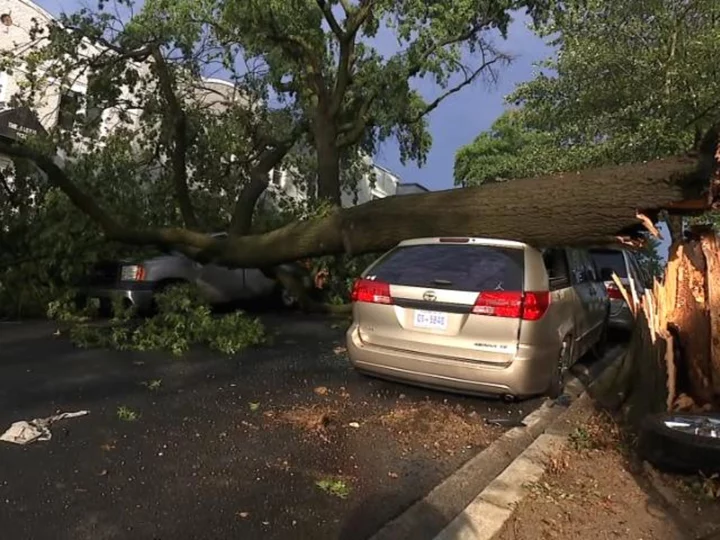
(0, 315, 542, 540)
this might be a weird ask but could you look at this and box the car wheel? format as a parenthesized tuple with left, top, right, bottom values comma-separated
(273, 285, 298, 309)
(548, 337, 572, 399)
(637, 413, 720, 474)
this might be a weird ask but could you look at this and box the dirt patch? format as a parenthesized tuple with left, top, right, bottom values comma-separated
(496, 413, 720, 540)
(375, 401, 500, 456)
(274, 404, 340, 431)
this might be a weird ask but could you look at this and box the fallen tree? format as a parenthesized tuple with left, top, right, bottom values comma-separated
(2, 140, 717, 269)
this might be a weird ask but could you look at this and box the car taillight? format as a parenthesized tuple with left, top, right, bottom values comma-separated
(522, 291, 551, 321)
(351, 278, 392, 305)
(606, 283, 624, 300)
(472, 291, 550, 321)
(120, 264, 145, 281)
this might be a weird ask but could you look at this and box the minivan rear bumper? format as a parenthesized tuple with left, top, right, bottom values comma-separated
(346, 324, 556, 399)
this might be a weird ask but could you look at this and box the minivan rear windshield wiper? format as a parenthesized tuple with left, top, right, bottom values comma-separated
(431, 279, 453, 286)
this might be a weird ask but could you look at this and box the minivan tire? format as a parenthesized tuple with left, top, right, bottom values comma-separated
(548, 338, 572, 399)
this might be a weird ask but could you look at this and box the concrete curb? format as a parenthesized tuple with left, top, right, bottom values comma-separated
(433, 349, 625, 540)
(370, 345, 625, 540)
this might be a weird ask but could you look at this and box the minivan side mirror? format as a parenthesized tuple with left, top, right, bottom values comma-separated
(600, 268, 614, 282)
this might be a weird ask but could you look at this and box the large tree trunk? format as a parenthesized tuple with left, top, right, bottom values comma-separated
(314, 122, 342, 206)
(210, 155, 712, 268)
(0, 138, 716, 270)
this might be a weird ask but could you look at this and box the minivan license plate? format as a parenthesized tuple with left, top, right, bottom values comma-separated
(414, 310, 447, 330)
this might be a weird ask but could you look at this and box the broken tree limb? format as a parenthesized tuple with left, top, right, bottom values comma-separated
(636, 211, 663, 239)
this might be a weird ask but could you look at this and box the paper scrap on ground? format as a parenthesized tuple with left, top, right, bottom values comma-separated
(0, 410, 90, 445)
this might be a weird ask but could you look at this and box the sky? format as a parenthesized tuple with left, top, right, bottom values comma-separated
(374, 17, 551, 192)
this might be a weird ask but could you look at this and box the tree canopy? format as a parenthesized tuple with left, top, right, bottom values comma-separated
(455, 0, 720, 187)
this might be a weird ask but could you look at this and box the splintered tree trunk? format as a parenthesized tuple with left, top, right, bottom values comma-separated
(620, 228, 720, 419)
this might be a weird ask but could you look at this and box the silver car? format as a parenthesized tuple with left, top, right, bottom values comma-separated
(589, 247, 651, 330)
(79, 233, 307, 313)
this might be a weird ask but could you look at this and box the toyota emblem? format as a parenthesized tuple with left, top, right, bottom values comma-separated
(423, 291, 437, 302)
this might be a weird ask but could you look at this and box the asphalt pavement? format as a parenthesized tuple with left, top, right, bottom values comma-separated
(0, 316, 542, 540)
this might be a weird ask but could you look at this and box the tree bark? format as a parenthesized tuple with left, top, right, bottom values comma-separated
(314, 121, 342, 205)
(209, 154, 713, 268)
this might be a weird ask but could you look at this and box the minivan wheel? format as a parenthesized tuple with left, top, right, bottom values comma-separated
(548, 338, 572, 399)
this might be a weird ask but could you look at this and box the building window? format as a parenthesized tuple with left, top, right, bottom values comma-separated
(58, 88, 103, 131)
(58, 89, 82, 130)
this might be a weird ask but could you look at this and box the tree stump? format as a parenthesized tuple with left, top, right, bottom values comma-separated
(621, 228, 720, 421)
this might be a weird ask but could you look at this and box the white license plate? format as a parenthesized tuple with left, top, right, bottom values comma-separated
(414, 310, 448, 330)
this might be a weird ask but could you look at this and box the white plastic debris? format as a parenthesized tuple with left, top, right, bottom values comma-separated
(348, 422, 360, 429)
(0, 410, 90, 445)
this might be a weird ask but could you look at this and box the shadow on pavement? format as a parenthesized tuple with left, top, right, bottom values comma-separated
(340, 492, 478, 540)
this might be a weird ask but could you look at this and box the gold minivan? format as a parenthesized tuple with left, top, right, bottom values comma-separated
(346, 237, 609, 400)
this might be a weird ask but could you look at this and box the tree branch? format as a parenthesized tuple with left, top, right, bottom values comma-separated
(150, 46, 199, 230)
(0, 141, 121, 234)
(336, 95, 376, 147)
(228, 142, 295, 236)
(263, 6, 330, 101)
(0, 140, 215, 252)
(329, 0, 375, 116)
(408, 55, 503, 122)
(315, 0, 345, 39)
(338, 0, 352, 16)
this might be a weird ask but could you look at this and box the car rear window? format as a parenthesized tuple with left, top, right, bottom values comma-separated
(590, 250, 627, 278)
(367, 244, 524, 292)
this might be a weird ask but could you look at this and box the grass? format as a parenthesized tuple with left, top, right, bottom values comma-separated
(117, 406, 140, 422)
(316, 478, 351, 499)
(141, 379, 162, 391)
(569, 426, 593, 450)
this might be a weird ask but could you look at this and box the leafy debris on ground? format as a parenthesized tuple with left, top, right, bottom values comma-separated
(117, 406, 140, 422)
(378, 401, 498, 456)
(316, 477, 351, 499)
(141, 379, 162, 391)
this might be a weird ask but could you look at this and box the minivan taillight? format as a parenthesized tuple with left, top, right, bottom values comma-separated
(472, 291, 550, 321)
(351, 278, 393, 305)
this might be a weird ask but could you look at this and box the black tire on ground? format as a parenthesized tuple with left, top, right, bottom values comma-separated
(637, 413, 720, 474)
(547, 337, 572, 399)
(272, 284, 299, 310)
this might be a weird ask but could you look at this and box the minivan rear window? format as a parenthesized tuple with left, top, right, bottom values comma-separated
(590, 250, 627, 279)
(368, 244, 524, 292)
